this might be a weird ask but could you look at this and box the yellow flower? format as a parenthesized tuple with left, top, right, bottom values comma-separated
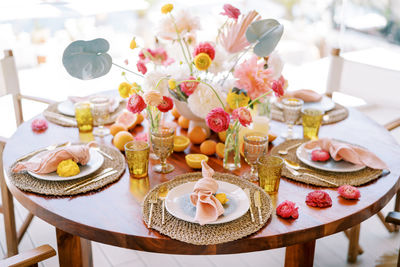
(168, 79, 177, 90)
(57, 159, 80, 177)
(118, 82, 133, 98)
(161, 3, 173, 14)
(194, 53, 212, 71)
(129, 37, 137, 50)
(226, 89, 250, 109)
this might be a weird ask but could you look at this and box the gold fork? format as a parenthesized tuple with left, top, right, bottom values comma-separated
(148, 193, 158, 228)
(17, 141, 71, 162)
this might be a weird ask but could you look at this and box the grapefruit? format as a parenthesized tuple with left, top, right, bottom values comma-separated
(116, 111, 138, 130)
(110, 123, 128, 136)
(200, 140, 217, 155)
(113, 131, 134, 151)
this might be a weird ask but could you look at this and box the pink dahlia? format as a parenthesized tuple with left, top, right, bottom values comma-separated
(306, 190, 332, 208)
(232, 107, 252, 127)
(157, 96, 174, 112)
(193, 42, 215, 60)
(180, 76, 199, 96)
(234, 55, 274, 100)
(206, 107, 230, 133)
(127, 94, 147, 113)
(220, 4, 241, 20)
(137, 60, 147, 75)
(276, 201, 299, 219)
(338, 185, 361, 200)
(31, 119, 48, 132)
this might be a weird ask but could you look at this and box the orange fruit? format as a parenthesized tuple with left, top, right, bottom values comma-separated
(188, 126, 207, 144)
(110, 123, 128, 136)
(171, 107, 180, 119)
(113, 131, 134, 151)
(216, 142, 225, 159)
(185, 154, 208, 169)
(174, 135, 190, 152)
(218, 131, 226, 143)
(178, 116, 190, 129)
(116, 111, 138, 130)
(268, 133, 277, 142)
(135, 113, 144, 125)
(200, 140, 217, 155)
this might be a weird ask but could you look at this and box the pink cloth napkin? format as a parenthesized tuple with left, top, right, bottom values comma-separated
(190, 161, 224, 225)
(283, 89, 322, 102)
(304, 138, 388, 169)
(69, 95, 118, 113)
(12, 144, 91, 174)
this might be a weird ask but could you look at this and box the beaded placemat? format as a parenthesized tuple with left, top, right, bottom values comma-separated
(8, 144, 126, 196)
(271, 103, 349, 125)
(142, 172, 273, 245)
(43, 100, 126, 127)
(270, 139, 383, 187)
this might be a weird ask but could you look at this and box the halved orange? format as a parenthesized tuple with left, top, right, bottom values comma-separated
(174, 135, 190, 152)
(185, 154, 208, 169)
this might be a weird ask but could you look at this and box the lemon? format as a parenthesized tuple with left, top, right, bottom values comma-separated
(173, 135, 190, 152)
(185, 154, 208, 169)
(215, 193, 229, 204)
(57, 159, 80, 177)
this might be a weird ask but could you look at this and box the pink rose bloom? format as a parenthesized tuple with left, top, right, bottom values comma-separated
(180, 76, 199, 96)
(234, 55, 274, 100)
(157, 96, 174, 112)
(276, 201, 299, 219)
(232, 107, 252, 127)
(220, 4, 241, 20)
(193, 42, 215, 60)
(338, 185, 361, 200)
(137, 60, 147, 74)
(31, 119, 48, 132)
(206, 107, 230, 133)
(127, 94, 147, 113)
(306, 190, 332, 208)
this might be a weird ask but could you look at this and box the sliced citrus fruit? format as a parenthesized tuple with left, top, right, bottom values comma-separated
(185, 154, 208, 169)
(110, 123, 128, 136)
(216, 142, 225, 159)
(200, 140, 217, 155)
(116, 111, 138, 130)
(173, 135, 190, 152)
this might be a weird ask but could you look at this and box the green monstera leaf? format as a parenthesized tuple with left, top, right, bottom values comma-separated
(246, 19, 283, 57)
(62, 38, 112, 80)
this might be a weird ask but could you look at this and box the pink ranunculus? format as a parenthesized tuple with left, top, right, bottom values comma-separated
(306, 190, 332, 208)
(220, 4, 241, 20)
(127, 94, 147, 113)
(234, 55, 274, 100)
(276, 200, 299, 219)
(137, 60, 147, 74)
(338, 185, 361, 200)
(206, 107, 230, 133)
(271, 78, 285, 97)
(31, 119, 48, 132)
(180, 76, 199, 96)
(232, 107, 252, 127)
(311, 149, 330, 162)
(193, 42, 215, 60)
(157, 96, 174, 112)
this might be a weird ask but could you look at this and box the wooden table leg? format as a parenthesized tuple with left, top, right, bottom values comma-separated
(284, 239, 316, 267)
(347, 224, 360, 263)
(56, 228, 93, 267)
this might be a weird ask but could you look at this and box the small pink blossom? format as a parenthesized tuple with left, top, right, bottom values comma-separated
(306, 190, 332, 208)
(139, 48, 174, 66)
(135, 132, 148, 142)
(220, 4, 241, 20)
(232, 107, 252, 127)
(271, 76, 287, 97)
(276, 201, 299, 219)
(137, 60, 147, 74)
(180, 76, 199, 96)
(31, 119, 48, 132)
(193, 42, 215, 60)
(206, 107, 230, 133)
(127, 94, 147, 113)
(338, 185, 361, 200)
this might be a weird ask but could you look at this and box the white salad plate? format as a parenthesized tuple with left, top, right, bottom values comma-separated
(276, 95, 335, 112)
(57, 96, 121, 117)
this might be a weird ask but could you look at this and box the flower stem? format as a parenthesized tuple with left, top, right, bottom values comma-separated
(112, 62, 144, 78)
(247, 91, 273, 108)
(169, 14, 193, 75)
(216, 18, 229, 43)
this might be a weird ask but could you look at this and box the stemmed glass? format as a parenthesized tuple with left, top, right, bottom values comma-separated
(281, 98, 304, 140)
(150, 127, 175, 173)
(90, 96, 110, 137)
(243, 132, 268, 181)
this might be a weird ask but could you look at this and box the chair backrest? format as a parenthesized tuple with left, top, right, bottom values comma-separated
(326, 48, 400, 109)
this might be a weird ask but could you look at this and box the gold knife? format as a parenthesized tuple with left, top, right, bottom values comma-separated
(254, 191, 262, 224)
(244, 188, 255, 223)
(66, 170, 118, 192)
(64, 167, 113, 191)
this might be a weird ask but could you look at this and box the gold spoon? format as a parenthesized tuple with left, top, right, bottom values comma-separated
(284, 159, 338, 186)
(278, 142, 302, 155)
(158, 185, 169, 225)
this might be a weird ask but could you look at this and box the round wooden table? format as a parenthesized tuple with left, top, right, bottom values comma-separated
(3, 108, 400, 267)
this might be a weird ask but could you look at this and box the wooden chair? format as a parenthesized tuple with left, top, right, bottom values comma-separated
(385, 212, 400, 267)
(0, 50, 55, 257)
(0, 244, 56, 267)
(326, 48, 400, 262)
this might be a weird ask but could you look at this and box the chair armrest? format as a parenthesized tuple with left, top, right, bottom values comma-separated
(1, 244, 56, 267)
(384, 118, 400, 132)
(19, 94, 56, 105)
(385, 211, 400, 225)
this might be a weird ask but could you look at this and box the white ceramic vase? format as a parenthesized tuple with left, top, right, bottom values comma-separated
(173, 99, 210, 137)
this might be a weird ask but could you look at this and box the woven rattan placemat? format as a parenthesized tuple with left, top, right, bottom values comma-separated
(8, 144, 125, 196)
(271, 103, 349, 125)
(43, 100, 126, 127)
(142, 172, 273, 245)
(270, 139, 383, 187)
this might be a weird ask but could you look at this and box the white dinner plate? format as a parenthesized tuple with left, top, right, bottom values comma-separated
(276, 95, 335, 112)
(57, 96, 121, 117)
(165, 181, 250, 225)
(28, 148, 104, 181)
(296, 141, 366, 173)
